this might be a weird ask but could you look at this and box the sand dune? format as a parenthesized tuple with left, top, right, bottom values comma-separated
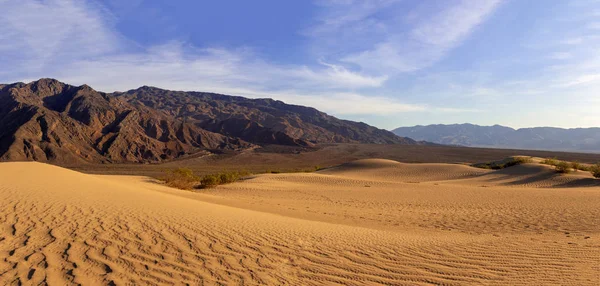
(1, 161, 600, 285)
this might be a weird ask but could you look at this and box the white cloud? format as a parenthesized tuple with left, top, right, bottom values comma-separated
(6, 0, 596, 129)
(0, 0, 387, 90)
(309, 0, 504, 73)
(409, 0, 502, 47)
(308, 0, 399, 34)
(0, 0, 408, 118)
(0, 0, 118, 70)
(50, 43, 387, 92)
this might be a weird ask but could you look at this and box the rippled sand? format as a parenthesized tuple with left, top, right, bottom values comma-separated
(1, 160, 599, 285)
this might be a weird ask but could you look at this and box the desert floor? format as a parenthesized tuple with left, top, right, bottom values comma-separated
(69, 143, 600, 177)
(1, 159, 599, 285)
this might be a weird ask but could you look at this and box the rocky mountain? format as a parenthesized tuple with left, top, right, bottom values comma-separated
(0, 79, 414, 163)
(392, 123, 600, 153)
(116, 86, 408, 145)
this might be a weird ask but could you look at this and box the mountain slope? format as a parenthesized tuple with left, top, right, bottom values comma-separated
(0, 79, 250, 163)
(116, 86, 410, 145)
(0, 79, 414, 163)
(392, 123, 600, 152)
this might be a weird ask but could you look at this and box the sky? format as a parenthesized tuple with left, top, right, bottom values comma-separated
(1, 0, 600, 130)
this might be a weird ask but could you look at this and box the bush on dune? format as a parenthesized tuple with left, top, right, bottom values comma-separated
(570, 161, 591, 172)
(200, 174, 222, 188)
(472, 156, 532, 170)
(161, 168, 200, 190)
(161, 169, 251, 190)
(590, 164, 600, 178)
(199, 171, 250, 189)
(540, 158, 559, 166)
(162, 165, 332, 190)
(554, 161, 572, 174)
(570, 161, 581, 172)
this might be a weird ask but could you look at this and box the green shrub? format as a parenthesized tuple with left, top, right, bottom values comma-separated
(590, 164, 600, 178)
(161, 168, 200, 190)
(555, 161, 572, 174)
(541, 158, 559, 166)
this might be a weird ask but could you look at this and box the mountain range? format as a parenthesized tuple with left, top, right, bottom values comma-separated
(392, 124, 600, 153)
(0, 79, 415, 164)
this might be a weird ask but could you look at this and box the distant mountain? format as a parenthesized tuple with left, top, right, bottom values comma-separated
(392, 123, 600, 153)
(0, 79, 415, 164)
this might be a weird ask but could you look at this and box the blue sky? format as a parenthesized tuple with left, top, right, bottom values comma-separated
(1, 0, 600, 130)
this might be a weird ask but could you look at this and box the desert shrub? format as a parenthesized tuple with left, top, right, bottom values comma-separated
(508, 156, 532, 166)
(540, 158, 559, 166)
(472, 156, 532, 170)
(474, 163, 493, 170)
(162, 168, 200, 190)
(554, 161, 572, 174)
(590, 164, 600, 178)
(571, 161, 581, 172)
(199, 171, 248, 188)
(577, 165, 591, 172)
(200, 174, 221, 188)
(219, 172, 239, 184)
(570, 161, 591, 172)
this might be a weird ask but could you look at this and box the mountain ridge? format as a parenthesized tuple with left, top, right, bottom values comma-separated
(0, 78, 415, 163)
(393, 123, 600, 153)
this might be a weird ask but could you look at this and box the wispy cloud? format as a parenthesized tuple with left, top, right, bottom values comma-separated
(0, 0, 118, 71)
(0, 0, 397, 115)
(53, 43, 388, 92)
(308, 0, 503, 74)
(558, 74, 600, 87)
(3, 0, 598, 129)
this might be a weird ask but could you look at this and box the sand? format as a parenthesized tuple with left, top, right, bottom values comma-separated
(1, 160, 599, 285)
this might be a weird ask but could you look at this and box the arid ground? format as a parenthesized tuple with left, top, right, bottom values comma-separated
(69, 143, 600, 177)
(1, 155, 599, 285)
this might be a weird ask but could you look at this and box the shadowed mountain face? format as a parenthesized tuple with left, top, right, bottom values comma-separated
(0, 79, 414, 163)
(393, 124, 600, 153)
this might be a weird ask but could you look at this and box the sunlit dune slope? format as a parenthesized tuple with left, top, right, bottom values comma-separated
(1, 161, 600, 285)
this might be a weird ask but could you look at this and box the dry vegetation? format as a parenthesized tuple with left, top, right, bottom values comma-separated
(69, 144, 600, 178)
(554, 161, 572, 174)
(161, 166, 325, 190)
(161, 156, 600, 191)
(199, 171, 250, 189)
(591, 164, 600, 178)
(161, 168, 200, 190)
(540, 157, 559, 166)
(161, 169, 250, 189)
(472, 156, 532, 169)
(540, 157, 600, 176)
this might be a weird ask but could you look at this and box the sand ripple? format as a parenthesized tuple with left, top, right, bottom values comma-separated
(1, 161, 599, 285)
